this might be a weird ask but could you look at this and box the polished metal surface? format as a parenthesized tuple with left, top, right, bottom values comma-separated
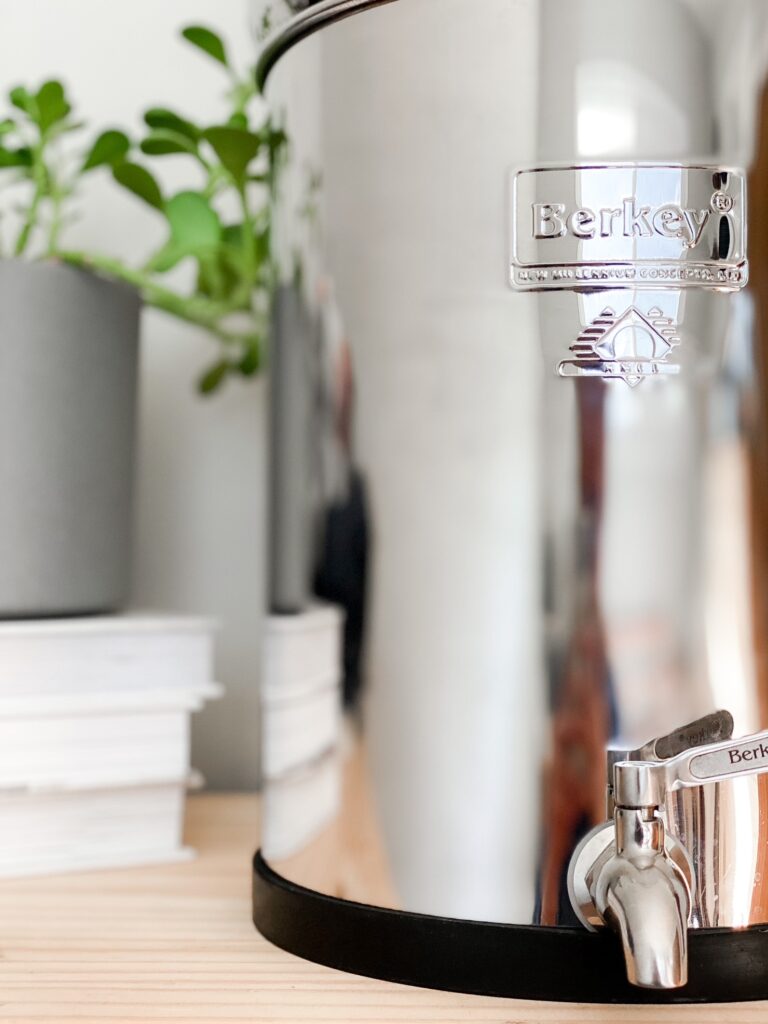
(260, 0, 768, 952)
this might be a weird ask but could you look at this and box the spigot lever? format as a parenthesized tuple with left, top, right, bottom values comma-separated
(614, 726, 768, 810)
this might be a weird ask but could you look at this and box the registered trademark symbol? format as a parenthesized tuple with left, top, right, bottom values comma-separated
(711, 190, 733, 213)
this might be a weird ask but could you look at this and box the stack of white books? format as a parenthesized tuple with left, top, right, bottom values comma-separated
(0, 614, 219, 877)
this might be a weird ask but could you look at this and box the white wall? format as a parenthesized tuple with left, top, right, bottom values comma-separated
(0, 0, 268, 789)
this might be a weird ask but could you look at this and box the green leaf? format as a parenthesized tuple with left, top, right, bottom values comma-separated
(146, 191, 222, 273)
(196, 255, 223, 298)
(227, 112, 248, 130)
(144, 107, 200, 142)
(264, 125, 288, 154)
(195, 227, 244, 299)
(166, 190, 221, 249)
(0, 145, 32, 167)
(220, 223, 254, 275)
(140, 129, 197, 156)
(214, 222, 271, 288)
(198, 359, 230, 394)
(0, 118, 15, 136)
(145, 241, 187, 274)
(9, 86, 34, 116)
(203, 126, 261, 185)
(181, 26, 229, 67)
(113, 161, 164, 209)
(238, 337, 260, 376)
(221, 223, 246, 246)
(82, 129, 130, 171)
(35, 80, 71, 133)
(254, 223, 270, 263)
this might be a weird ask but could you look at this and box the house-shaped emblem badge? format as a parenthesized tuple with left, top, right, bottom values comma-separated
(558, 307, 680, 387)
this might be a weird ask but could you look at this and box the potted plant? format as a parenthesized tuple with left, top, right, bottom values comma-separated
(0, 24, 286, 617)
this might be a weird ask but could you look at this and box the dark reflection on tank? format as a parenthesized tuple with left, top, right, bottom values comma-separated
(537, 381, 615, 925)
(311, 296, 370, 710)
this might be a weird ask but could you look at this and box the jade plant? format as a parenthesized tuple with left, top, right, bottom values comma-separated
(0, 22, 288, 392)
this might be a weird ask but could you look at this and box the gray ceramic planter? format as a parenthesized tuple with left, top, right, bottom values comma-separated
(0, 260, 141, 617)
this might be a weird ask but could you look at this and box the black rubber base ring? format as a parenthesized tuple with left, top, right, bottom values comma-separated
(253, 850, 768, 1003)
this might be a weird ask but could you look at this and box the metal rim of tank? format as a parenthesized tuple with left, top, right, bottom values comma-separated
(257, 0, 399, 88)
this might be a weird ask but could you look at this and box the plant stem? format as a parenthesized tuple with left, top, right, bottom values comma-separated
(14, 143, 45, 256)
(57, 249, 256, 346)
(238, 184, 258, 297)
(46, 180, 66, 256)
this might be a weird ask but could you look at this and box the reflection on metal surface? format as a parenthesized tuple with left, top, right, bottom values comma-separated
(267, 727, 399, 908)
(260, 0, 768, 954)
(538, 379, 610, 925)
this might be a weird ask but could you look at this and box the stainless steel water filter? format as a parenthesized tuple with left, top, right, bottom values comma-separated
(254, 0, 768, 1002)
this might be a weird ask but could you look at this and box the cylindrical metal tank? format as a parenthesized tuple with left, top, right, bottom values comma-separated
(254, 0, 768, 1002)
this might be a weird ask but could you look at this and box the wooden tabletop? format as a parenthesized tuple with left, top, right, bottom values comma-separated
(0, 793, 765, 1023)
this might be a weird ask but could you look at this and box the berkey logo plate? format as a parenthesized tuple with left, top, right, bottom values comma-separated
(509, 164, 747, 292)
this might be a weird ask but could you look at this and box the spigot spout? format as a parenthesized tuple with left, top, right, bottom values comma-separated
(595, 809, 691, 989)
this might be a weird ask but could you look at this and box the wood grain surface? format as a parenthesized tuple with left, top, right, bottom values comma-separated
(0, 793, 765, 1023)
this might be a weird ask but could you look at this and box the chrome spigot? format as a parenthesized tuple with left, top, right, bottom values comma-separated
(591, 805, 692, 988)
(569, 791, 694, 988)
(569, 716, 768, 990)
